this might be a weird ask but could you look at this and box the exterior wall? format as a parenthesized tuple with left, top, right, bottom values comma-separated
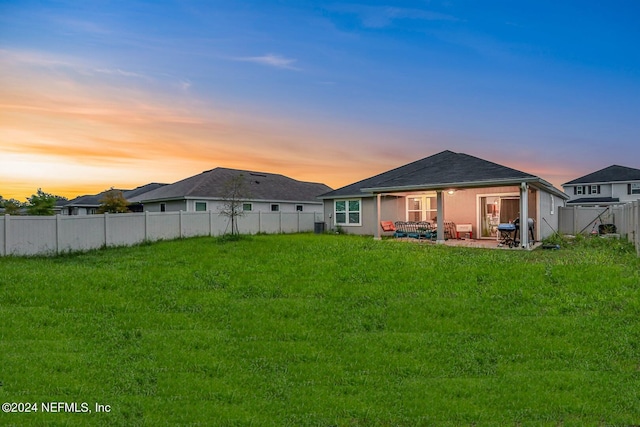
(145, 199, 323, 214)
(323, 197, 376, 235)
(143, 200, 187, 212)
(613, 182, 640, 203)
(564, 182, 640, 204)
(563, 184, 614, 201)
(538, 191, 565, 239)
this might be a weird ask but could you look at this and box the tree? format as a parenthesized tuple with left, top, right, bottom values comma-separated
(98, 188, 130, 213)
(0, 195, 23, 215)
(219, 174, 251, 235)
(4, 199, 23, 215)
(26, 188, 58, 216)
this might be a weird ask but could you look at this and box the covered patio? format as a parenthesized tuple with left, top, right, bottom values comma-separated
(372, 179, 543, 248)
(320, 151, 569, 245)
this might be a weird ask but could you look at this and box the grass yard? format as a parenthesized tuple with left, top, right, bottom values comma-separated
(1, 233, 640, 426)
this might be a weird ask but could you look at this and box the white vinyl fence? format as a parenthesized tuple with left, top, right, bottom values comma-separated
(0, 211, 325, 256)
(558, 201, 640, 255)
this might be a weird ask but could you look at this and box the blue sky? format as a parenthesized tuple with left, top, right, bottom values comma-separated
(1, 1, 639, 200)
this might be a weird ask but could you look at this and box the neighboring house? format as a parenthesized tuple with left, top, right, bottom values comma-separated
(562, 165, 640, 206)
(63, 183, 167, 215)
(129, 167, 332, 214)
(318, 150, 569, 245)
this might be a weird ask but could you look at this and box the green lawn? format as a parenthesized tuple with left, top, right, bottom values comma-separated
(1, 234, 639, 426)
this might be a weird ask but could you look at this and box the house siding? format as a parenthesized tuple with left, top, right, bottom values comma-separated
(564, 181, 640, 204)
(144, 200, 187, 212)
(146, 199, 323, 214)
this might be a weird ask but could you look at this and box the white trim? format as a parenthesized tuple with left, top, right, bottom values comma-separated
(334, 198, 362, 226)
(475, 192, 519, 239)
(405, 193, 437, 222)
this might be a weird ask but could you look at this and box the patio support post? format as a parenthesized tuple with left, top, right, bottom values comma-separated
(374, 193, 381, 240)
(436, 190, 445, 244)
(520, 182, 529, 248)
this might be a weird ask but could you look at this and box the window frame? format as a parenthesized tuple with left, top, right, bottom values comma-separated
(242, 203, 253, 212)
(406, 194, 437, 222)
(334, 199, 361, 226)
(296, 204, 304, 212)
(195, 201, 207, 212)
(631, 183, 640, 195)
(270, 204, 280, 212)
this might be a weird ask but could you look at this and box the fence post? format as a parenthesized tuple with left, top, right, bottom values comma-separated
(104, 212, 109, 247)
(144, 211, 149, 241)
(573, 207, 578, 234)
(259, 211, 262, 233)
(209, 210, 213, 236)
(56, 214, 62, 254)
(297, 211, 301, 232)
(3, 214, 9, 256)
(179, 211, 183, 238)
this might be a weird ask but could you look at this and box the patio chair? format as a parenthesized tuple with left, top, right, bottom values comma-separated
(380, 220, 395, 232)
(380, 220, 402, 237)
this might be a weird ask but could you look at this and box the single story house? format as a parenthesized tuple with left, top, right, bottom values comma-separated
(63, 183, 167, 215)
(318, 150, 569, 247)
(562, 165, 640, 206)
(129, 167, 332, 214)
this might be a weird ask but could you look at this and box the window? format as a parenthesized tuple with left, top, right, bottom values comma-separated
(271, 204, 280, 212)
(589, 185, 600, 194)
(335, 199, 361, 225)
(406, 195, 437, 221)
(195, 202, 207, 212)
(631, 183, 640, 195)
(296, 205, 304, 212)
(242, 203, 253, 211)
(575, 186, 583, 195)
(160, 203, 166, 212)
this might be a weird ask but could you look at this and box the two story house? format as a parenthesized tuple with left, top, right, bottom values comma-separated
(562, 165, 640, 206)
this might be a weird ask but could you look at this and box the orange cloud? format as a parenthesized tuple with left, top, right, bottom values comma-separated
(1, 49, 401, 201)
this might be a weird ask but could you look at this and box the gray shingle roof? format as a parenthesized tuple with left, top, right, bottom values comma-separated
(567, 197, 620, 205)
(320, 150, 541, 198)
(66, 183, 167, 207)
(131, 168, 332, 203)
(563, 165, 640, 185)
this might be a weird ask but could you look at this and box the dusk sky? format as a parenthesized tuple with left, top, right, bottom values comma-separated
(1, 1, 639, 201)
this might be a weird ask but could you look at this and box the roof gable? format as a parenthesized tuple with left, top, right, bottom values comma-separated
(563, 165, 640, 185)
(320, 150, 537, 198)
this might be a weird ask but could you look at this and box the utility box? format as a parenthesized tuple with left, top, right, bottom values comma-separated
(314, 222, 325, 234)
